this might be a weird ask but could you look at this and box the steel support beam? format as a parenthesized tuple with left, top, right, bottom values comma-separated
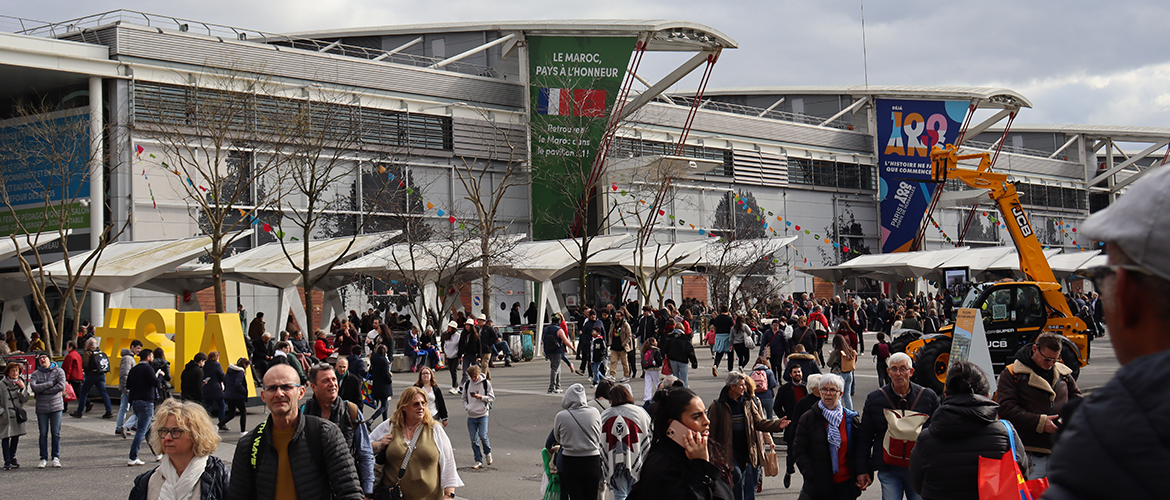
(428, 33, 515, 69)
(1088, 138, 1169, 187)
(1048, 134, 1080, 159)
(617, 49, 714, 123)
(957, 109, 1014, 146)
(819, 96, 869, 127)
(757, 97, 785, 117)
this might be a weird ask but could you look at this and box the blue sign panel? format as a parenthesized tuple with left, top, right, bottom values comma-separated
(876, 99, 968, 253)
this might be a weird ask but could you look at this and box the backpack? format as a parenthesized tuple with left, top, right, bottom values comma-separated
(750, 368, 769, 392)
(89, 350, 111, 374)
(878, 387, 928, 467)
(641, 348, 663, 370)
(543, 326, 562, 356)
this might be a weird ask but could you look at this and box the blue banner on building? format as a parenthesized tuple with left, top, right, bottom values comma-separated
(876, 99, 968, 253)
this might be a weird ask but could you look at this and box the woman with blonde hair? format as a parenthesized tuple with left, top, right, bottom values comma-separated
(128, 399, 229, 500)
(369, 386, 463, 500)
(827, 333, 858, 410)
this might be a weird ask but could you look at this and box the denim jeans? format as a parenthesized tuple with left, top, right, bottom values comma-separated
(129, 401, 154, 460)
(466, 415, 491, 463)
(731, 460, 759, 500)
(590, 361, 603, 385)
(878, 466, 922, 500)
(117, 390, 131, 430)
(758, 393, 775, 419)
(669, 360, 689, 387)
(840, 371, 855, 411)
(491, 341, 512, 358)
(77, 373, 112, 414)
(369, 397, 390, 423)
(1029, 453, 1049, 479)
(1, 436, 18, 466)
(611, 466, 634, 500)
(38, 411, 62, 460)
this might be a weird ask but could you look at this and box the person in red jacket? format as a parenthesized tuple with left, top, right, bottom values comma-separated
(62, 341, 84, 414)
(314, 330, 336, 361)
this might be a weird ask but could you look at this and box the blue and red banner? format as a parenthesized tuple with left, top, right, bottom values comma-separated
(537, 88, 607, 117)
(876, 99, 969, 253)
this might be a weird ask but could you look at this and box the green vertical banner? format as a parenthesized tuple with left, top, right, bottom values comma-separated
(528, 36, 636, 241)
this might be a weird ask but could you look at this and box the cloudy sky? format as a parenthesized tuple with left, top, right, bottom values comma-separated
(9, 0, 1170, 129)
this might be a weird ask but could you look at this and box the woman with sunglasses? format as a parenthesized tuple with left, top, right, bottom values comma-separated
(128, 399, 229, 500)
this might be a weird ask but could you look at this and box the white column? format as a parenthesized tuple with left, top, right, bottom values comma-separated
(89, 76, 106, 326)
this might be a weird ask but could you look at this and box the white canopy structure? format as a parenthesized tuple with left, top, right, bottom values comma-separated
(802, 245, 1104, 286)
(213, 232, 399, 332)
(1041, 250, 1101, 279)
(39, 235, 228, 308)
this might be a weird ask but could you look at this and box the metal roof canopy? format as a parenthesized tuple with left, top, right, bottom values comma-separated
(496, 234, 633, 283)
(289, 20, 737, 52)
(985, 123, 1170, 195)
(218, 232, 398, 289)
(38, 234, 222, 294)
(674, 86, 1031, 109)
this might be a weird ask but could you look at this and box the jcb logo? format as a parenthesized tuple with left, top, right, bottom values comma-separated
(1011, 207, 1033, 238)
(988, 340, 1009, 348)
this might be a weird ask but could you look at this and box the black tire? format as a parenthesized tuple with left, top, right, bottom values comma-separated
(913, 337, 951, 395)
(1060, 341, 1081, 381)
(889, 331, 921, 354)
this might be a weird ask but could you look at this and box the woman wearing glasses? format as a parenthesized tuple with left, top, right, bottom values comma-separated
(791, 373, 863, 500)
(128, 399, 229, 500)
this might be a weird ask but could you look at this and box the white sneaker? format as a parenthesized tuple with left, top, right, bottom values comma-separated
(51, 458, 61, 468)
(486, 453, 493, 465)
(36, 460, 47, 469)
(155, 455, 163, 462)
(449, 387, 460, 395)
(128, 459, 146, 466)
(473, 461, 483, 469)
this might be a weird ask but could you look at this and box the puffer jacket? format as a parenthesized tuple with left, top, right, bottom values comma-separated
(227, 414, 362, 500)
(181, 360, 203, 402)
(119, 348, 136, 390)
(662, 329, 697, 368)
(0, 377, 29, 439)
(783, 352, 820, 382)
(707, 385, 787, 468)
(129, 455, 231, 500)
(1044, 347, 1170, 500)
(792, 404, 862, 500)
(908, 394, 1030, 500)
(223, 364, 248, 400)
(30, 365, 66, 414)
(995, 345, 1081, 454)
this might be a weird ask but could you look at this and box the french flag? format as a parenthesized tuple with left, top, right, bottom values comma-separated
(537, 88, 606, 117)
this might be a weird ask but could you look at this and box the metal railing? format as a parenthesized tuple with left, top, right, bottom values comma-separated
(962, 140, 1056, 160)
(6, 9, 503, 79)
(666, 95, 855, 131)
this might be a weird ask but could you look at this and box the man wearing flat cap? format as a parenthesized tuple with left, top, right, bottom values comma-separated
(1044, 166, 1170, 500)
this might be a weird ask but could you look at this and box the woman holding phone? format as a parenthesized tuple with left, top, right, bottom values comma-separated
(634, 387, 732, 500)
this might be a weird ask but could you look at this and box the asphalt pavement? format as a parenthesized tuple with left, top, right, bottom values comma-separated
(2, 331, 1120, 499)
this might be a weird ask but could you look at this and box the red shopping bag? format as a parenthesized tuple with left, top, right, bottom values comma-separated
(978, 451, 1031, 500)
(1024, 477, 1049, 499)
(661, 356, 672, 376)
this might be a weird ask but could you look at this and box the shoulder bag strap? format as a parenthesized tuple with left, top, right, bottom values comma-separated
(878, 386, 896, 409)
(1000, 419, 1018, 458)
(566, 410, 591, 437)
(394, 424, 423, 484)
(909, 386, 925, 411)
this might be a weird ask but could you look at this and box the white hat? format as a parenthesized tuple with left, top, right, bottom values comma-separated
(476, 313, 487, 321)
(1081, 166, 1170, 281)
(447, 320, 458, 329)
(465, 318, 476, 325)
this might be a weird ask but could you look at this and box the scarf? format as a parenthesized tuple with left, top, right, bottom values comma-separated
(157, 454, 207, 500)
(818, 400, 844, 473)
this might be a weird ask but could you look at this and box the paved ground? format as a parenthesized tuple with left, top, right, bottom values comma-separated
(2, 332, 1119, 499)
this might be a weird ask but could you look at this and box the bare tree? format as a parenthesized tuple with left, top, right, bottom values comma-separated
(0, 100, 128, 353)
(268, 86, 407, 331)
(134, 66, 288, 313)
(451, 107, 529, 317)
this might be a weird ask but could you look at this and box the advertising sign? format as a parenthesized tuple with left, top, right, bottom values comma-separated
(528, 36, 636, 240)
(876, 99, 968, 253)
(0, 109, 92, 237)
(950, 308, 994, 379)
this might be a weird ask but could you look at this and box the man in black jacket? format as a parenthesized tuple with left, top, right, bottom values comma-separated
(774, 364, 811, 487)
(180, 352, 206, 402)
(303, 364, 374, 497)
(662, 322, 697, 388)
(125, 350, 161, 466)
(855, 352, 939, 499)
(228, 364, 362, 500)
(1045, 167, 1170, 500)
